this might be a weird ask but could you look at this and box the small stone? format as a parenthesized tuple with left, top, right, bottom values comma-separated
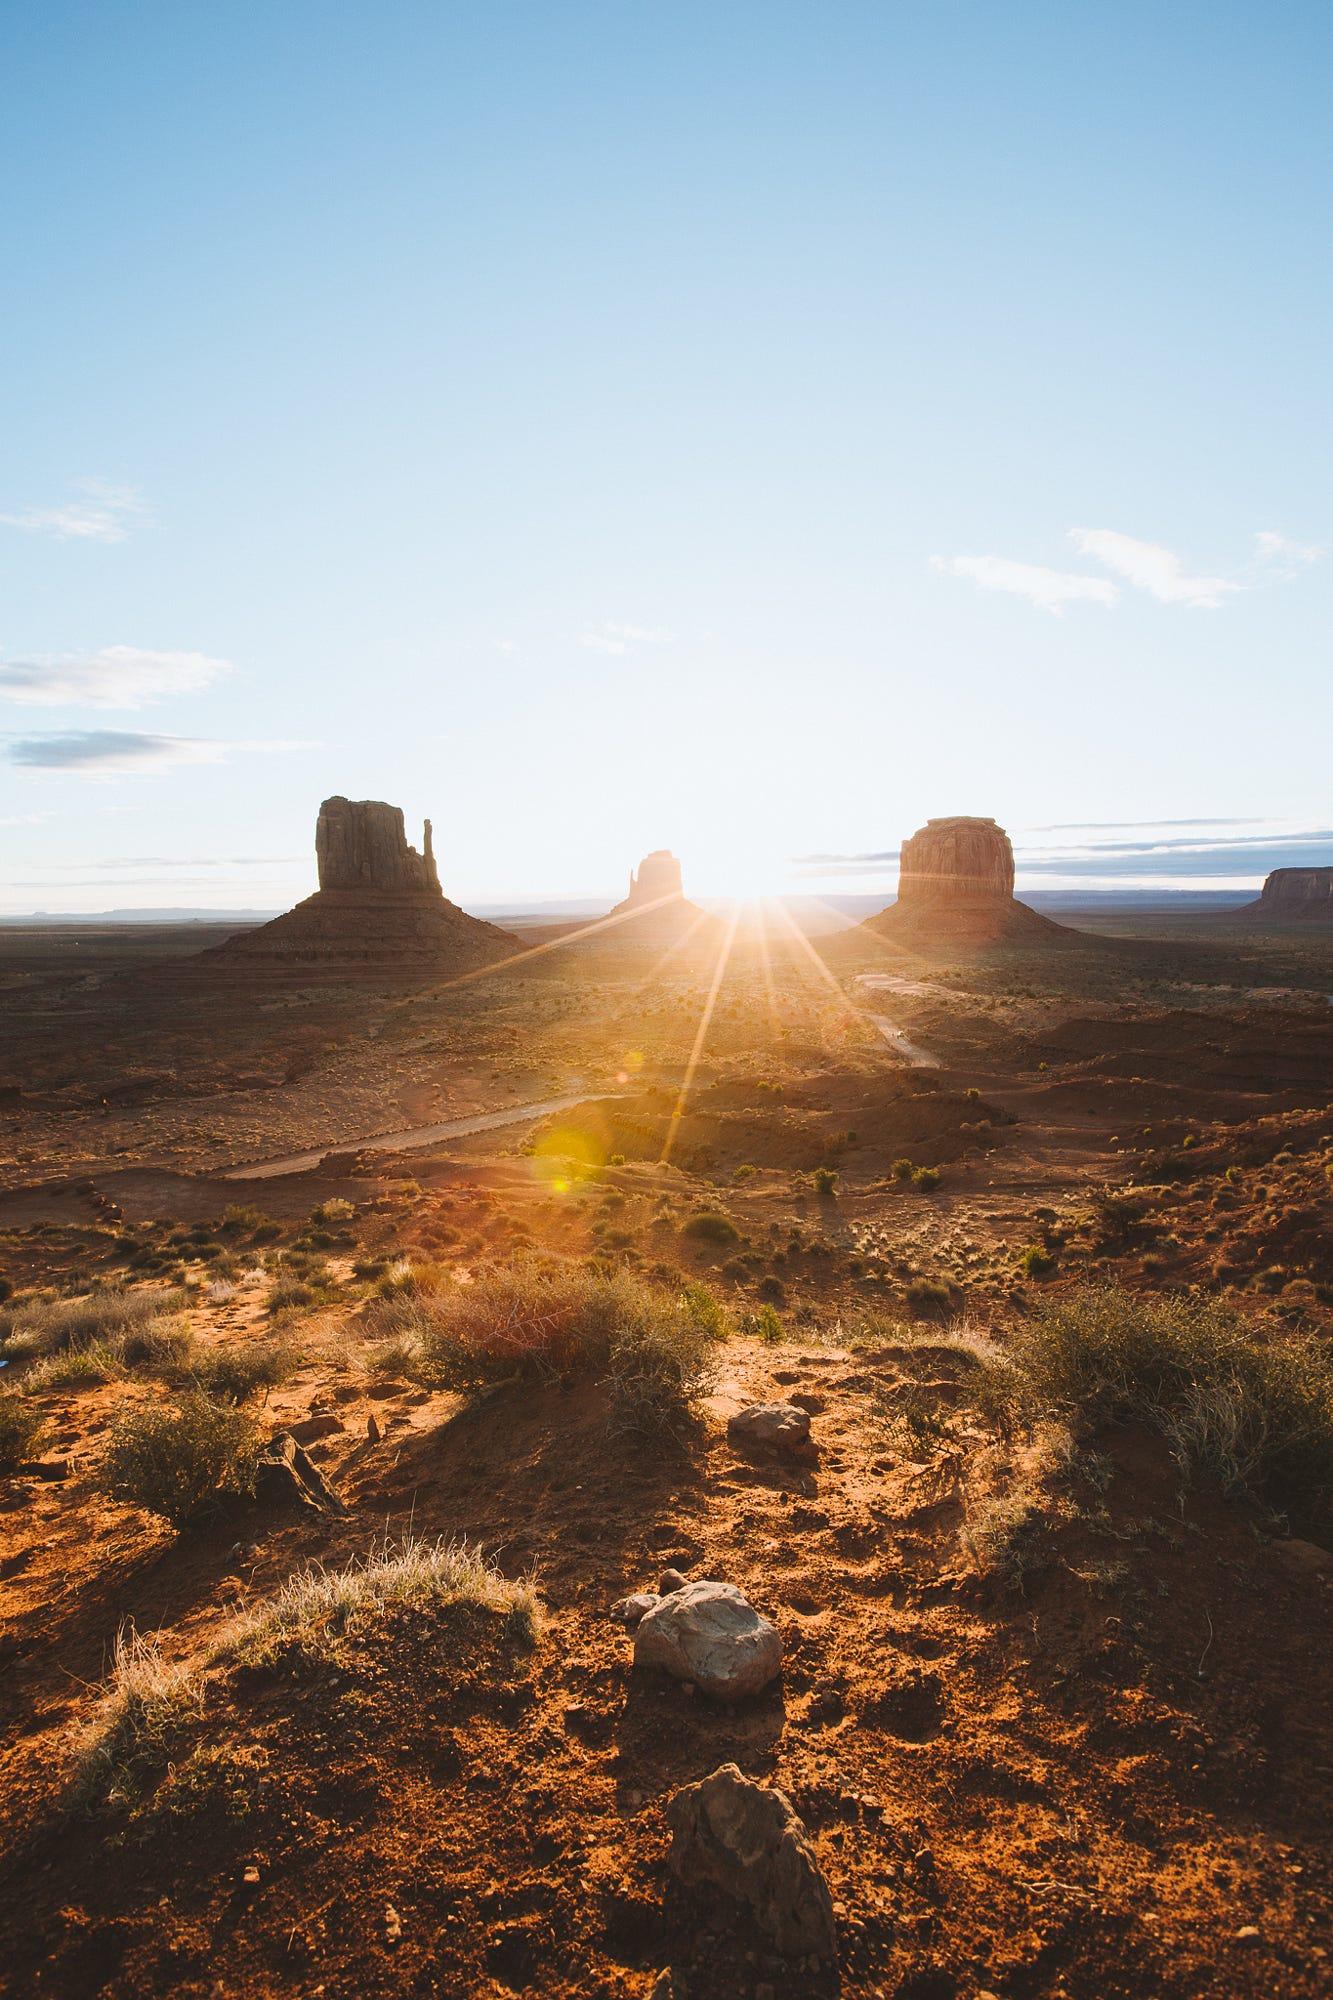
(1235, 1925, 1261, 1942)
(366, 1413, 382, 1443)
(610, 1591, 660, 1627)
(727, 1403, 812, 1454)
(634, 1582, 782, 1700)
(384, 1904, 402, 1944)
(667, 1763, 837, 1959)
(659, 1567, 690, 1595)
(242, 1865, 261, 1887)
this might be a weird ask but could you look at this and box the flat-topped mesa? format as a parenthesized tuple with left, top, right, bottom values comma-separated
(206, 795, 514, 971)
(897, 816, 1014, 907)
(866, 814, 1065, 946)
(315, 796, 440, 895)
(1240, 867, 1333, 924)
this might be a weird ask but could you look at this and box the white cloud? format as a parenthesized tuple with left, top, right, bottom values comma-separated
(0, 646, 230, 709)
(1070, 528, 1239, 608)
(1254, 529, 1324, 573)
(578, 620, 676, 655)
(0, 479, 145, 545)
(5, 731, 304, 773)
(931, 553, 1117, 614)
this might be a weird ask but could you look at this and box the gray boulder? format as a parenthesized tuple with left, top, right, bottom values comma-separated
(634, 1581, 781, 1699)
(727, 1402, 812, 1453)
(667, 1762, 837, 1959)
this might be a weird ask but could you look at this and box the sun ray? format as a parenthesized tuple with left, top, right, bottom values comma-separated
(659, 903, 740, 1166)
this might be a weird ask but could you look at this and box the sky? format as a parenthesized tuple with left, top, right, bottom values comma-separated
(2, 2, 1330, 914)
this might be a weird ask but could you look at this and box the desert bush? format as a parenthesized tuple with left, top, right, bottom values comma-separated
(987, 1286, 1333, 1528)
(911, 1166, 940, 1193)
(187, 1336, 300, 1404)
(905, 1277, 951, 1315)
(311, 1198, 355, 1226)
(891, 1157, 914, 1182)
(99, 1392, 259, 1527)
(681, 1210, 740, 1246)
(755, 1302, 785, 1344)
(1018, 1243, 1056, 1278)
(75, 1627, 203, 1809)
(1089, 1189, 1151, 1251)
(0, 1394, 46, 1472)
(369, 1261, 713, 1437)
(811, 1166, 839, 1197)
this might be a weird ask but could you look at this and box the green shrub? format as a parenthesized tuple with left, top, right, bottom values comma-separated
(905, 1277, 950, 1315)
(681, 1210, 740, 1245)
(755, 1303, 785, 1344)
(1018, 1243, 1056, 1278)
(811, 1167, 839, 1198)
(911, 1166, 940, 1193)
(891, 1157, 914, 1182)
(0, 1394, 46, 1472)
(100, 1393, 259, 1528)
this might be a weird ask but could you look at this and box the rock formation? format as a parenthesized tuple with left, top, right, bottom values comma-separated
(621, 849, 684, 907)
(602, 848, 717, 945)
(208, 797, 515, 970)
(866, 815, 1065, 946)
(315, 796, 440, 894)
(1238, 867, 1333, 923)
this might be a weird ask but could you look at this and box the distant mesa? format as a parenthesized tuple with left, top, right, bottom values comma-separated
(208, 796, 515, 969)
(1239, 867, 1333, 924)
(866, 816, 1065, 945)
(604, 849, 715, 943)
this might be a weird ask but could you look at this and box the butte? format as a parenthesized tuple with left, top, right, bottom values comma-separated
(864, 816, 1066, 947)
(601, 849, 719, 946)
(206, 796, 515, 971)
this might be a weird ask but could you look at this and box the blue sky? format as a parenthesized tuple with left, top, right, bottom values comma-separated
(2, 3, 1329, 912)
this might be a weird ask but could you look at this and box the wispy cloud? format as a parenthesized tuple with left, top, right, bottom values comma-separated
(5, 731, 302, 773)
(578, 620, 676, 655)
(1254, 529, 1324, 575)
(1069, 528, 1238, 608)
(930, 554, 1116, 614)
(0, 479, 145, 545)
(0, 646, 230, 710)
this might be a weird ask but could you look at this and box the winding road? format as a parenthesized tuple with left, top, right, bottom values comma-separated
(220, 1092, 619, 1181)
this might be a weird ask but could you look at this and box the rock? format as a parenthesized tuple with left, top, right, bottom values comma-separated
(604, 851, 720, 945)
(623, 849, 684, 906)
(207, 797, 515, 970)
(1241, 867, 1333, 924)
(611, 1591, 661, 1626)
(316, 796, 440, 893)
(253, 1431, 347, 1515)
(659, 1567, 690, 1594)
(789, 1392, 824, 1414)
(634, 1581, 782, 1699)
(289, 1413, 343, 1444)
(727, 1402, 812, 1453)
(666, 1763, 837, 1960)
(866, 816, 1064, 945)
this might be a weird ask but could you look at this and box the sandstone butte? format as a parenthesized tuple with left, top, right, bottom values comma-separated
(604, 848, 719, 942)
(1238, 866, 1333, 924)
(865, 815, 1066, 946)
(207, 796, 516, 969)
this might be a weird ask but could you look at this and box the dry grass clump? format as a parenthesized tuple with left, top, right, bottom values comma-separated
(366, 1260, 716, 1437)
(0, 1285, 187, 1364)
(0, 1393, 47, 1472)
(99, 1392, 260, 1528)
(77, 1538, 538, 1808)
(228, 1535, 542, 1668)
(990, 1285, 1333, 1529)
